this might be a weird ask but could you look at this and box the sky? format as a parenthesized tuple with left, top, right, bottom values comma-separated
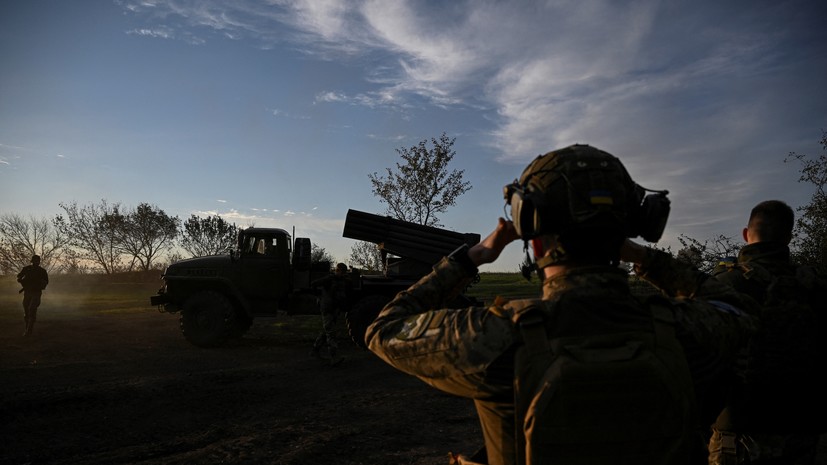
(1, 0, 825, 273)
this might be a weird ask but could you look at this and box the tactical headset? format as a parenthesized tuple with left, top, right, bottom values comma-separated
(503, 145, 671, 244)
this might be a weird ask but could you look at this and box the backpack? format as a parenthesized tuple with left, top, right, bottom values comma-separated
(724, 263, 826, 433)
(509, 297, 695, 465)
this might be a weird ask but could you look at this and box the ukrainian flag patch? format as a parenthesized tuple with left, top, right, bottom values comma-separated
(589, 190, 614, 205)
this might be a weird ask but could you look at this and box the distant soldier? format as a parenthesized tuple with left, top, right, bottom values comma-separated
(311, 263, 351, 366)
(17, 254, 49, 337)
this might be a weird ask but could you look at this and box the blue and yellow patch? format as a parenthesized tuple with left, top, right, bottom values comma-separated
(589, 190, 614, 205)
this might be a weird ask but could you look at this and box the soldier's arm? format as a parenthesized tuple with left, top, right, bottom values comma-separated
(622, 240, 755, 309)
(366, 257, 516, 398)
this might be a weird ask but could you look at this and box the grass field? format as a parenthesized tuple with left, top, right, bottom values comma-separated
(0, 274, 163, 321)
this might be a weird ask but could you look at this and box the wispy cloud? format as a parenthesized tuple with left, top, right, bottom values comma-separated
(126, 27, 174, 39)
(269, 108, 311, 120)
(120, 0, 824, 170)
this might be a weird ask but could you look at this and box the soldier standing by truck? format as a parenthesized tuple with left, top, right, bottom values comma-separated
(310, 263, 351, 366)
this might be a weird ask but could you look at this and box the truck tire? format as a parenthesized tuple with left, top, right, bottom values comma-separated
(180, 291, 236, 347)
(346, 294, 390, 350)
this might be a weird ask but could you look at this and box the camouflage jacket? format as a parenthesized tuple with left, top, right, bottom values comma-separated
(366, 249, 756, 447)
(712, 241, 794, 302)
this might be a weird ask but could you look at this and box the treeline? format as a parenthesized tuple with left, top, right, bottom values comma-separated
(0, 201, 239, 275)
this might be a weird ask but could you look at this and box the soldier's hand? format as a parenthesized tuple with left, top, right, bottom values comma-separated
(468, 218, 519, 266)
(619, 239, 647, 265)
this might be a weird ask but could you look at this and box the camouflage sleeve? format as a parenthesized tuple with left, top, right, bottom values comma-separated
(636, 249, 758, 366)
(635, 248, 755, 310)
(366, 257, 517, 400)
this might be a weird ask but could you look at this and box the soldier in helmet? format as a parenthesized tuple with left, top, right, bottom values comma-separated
(16, 254, 49, 337)
(366, 144, 756, 465)
(311, 262, 351, 366)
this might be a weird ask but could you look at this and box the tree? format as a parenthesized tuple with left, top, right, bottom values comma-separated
(311, 244, 335, 266)
(180, 215, 239, 257)
(355, 132, 472, 270)
(116, 203, 179, 272)
(368, 132, 471, 228)
(786, 131, 827, 272)
(674, 234, 741, 274)
(0, 213, 68, 274)
(348, 241, 384, 272)
(55, 200, 126, 274)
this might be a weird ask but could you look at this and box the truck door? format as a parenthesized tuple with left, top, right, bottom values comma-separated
(239, 232, 291, 305)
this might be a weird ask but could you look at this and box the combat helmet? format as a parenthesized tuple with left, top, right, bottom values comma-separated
(504, 144, 670, 266)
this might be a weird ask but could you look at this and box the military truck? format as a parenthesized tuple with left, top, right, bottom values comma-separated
(150, 209, 481, 348)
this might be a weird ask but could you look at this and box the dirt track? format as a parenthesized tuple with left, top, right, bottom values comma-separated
(0, 310, 481, 465)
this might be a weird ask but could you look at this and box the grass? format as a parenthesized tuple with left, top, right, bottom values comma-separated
(0, 274, 162, 321)
(467, 272, 541, 304)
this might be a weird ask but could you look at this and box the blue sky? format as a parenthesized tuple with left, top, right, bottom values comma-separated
(1, 0, 825, 272)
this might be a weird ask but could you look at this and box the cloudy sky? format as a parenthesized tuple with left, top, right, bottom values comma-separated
(1, 0, 825, 272)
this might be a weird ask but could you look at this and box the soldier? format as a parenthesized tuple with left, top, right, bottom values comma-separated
(311, 262, 351, 366)
(17, 254, 49, 337)
(366, 144, 756, 465)
(708, 200, 827, 464)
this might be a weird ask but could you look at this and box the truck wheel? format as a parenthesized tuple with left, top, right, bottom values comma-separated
(180, 291, 236, 347)
(346, 294, 390, 350)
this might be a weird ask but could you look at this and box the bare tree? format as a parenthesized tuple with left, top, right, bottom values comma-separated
(0, 213, 68, 274)
(348, 241, 383, 272)
(786, 131, 827, 272)
(116, 203, 179, 272)
(180, 215, 239, 257)
(674, 234, 741, 274)
(368, 132, 471, 228)
(55, 200, 126, 274)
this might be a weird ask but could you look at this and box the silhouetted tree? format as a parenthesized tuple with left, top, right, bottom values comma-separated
(368, 132, 471, 227)
(353, 132, 472, 269)
(55, 200, 126, 274)
(348, 241, 383, 272)
(786, 131, 827, 272)
(674, 234, 741, 274)
(311, 244, 335, 266)
(116, 203, 179, 272)
(0, 213, 68, 274)
(179, 215, 239, 257)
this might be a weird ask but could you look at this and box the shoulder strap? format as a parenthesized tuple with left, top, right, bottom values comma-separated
(509, 300, 550, 358)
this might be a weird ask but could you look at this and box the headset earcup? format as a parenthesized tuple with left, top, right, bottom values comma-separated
(521, 197, 538, 238)
(639, 193, 671, 242)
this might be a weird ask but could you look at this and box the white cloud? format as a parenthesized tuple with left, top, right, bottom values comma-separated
(126, 27, 174, 39)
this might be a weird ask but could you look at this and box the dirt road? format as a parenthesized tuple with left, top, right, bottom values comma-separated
(0, 311, 481, 465)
